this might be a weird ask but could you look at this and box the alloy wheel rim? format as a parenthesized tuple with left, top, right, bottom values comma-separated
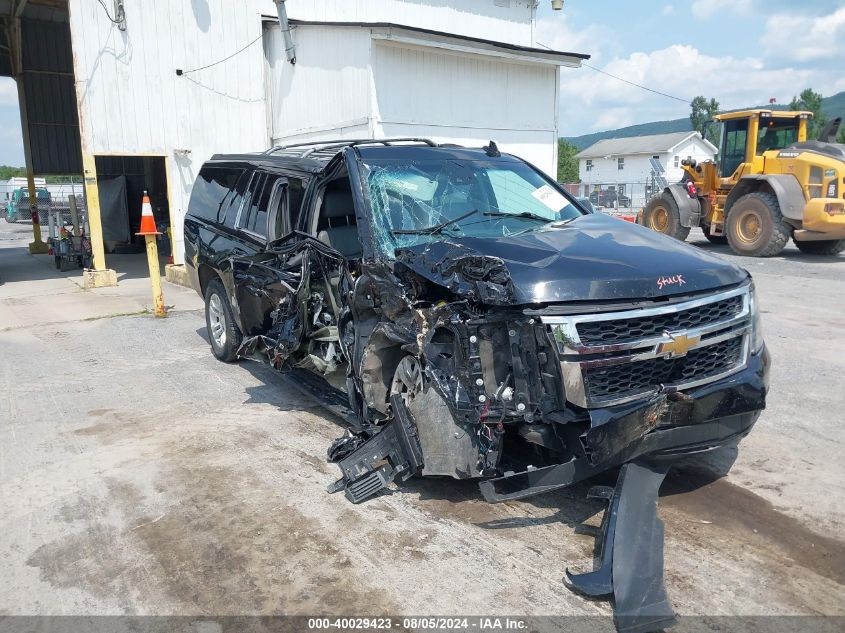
(736, 210, 763, 244)
(390, 356, 422, 406)
(208, 293, 227, 347)
(650, 206, 669, 232)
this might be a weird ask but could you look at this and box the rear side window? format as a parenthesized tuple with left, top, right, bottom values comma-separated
(189, 167, 243, 223)
(237, 172, 280, 238)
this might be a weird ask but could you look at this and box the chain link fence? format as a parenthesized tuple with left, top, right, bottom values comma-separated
(4, 179, 86, 224)
(560, 181, 661, 214)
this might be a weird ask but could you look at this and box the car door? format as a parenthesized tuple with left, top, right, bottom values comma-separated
(230, 172, 297, 336)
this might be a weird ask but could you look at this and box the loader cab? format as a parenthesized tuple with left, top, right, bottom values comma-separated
(716, 110, 812, 179)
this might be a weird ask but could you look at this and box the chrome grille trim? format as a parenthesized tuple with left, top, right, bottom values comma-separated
(542, 285, 752, 408)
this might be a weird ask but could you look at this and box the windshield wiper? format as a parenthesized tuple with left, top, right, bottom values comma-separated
(391, 208, 479, 235)
(484, 211, 552, 222)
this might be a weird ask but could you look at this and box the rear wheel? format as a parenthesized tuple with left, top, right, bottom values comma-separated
(642, 194, 690, 241)
(725, 192, 790, 257)
(204, 278, 242, 362)
(794, 239, 845, 255)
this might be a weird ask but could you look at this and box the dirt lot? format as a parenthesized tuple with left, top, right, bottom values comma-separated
(1, 221, 844, 628)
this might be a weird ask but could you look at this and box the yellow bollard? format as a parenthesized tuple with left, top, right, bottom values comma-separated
(144, 233, 166, 317)
(136, 191, 167, 317)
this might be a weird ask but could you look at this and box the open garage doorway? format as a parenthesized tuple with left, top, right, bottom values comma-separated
(94, 155, 171, 280)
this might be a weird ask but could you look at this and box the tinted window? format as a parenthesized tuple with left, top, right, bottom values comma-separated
(252, 175, 279, 237)
(189, 167, 243, 222)
(288, 177, 305, 231)
(720, 119, 748, 177)
(220, 169, 251, 228)
(238, 172, 266, 233)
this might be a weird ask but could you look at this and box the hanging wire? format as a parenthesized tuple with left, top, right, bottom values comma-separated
(178, 33, 264, 75)
(536, 40, 692, 104)
(95, 0, 122, 25)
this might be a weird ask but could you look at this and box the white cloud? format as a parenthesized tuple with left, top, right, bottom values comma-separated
(691, 0, 752, 20)
(0, 78, 19, 108)
(761, 7, 845, 62)
(558, 44, 822, 134)
(661, 5, 674, 16)
(534, 15, 606, 61)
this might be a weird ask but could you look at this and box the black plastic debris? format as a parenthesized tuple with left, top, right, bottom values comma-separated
(565, 461, 676, 633)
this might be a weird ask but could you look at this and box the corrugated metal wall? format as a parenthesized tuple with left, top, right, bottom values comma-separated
(21, 18, 82, 174)
(68, 0, 270, 263)
(265, 24, 372, 143)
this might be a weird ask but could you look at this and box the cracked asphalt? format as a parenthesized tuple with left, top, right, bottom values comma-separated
(1, 220, 843, 628)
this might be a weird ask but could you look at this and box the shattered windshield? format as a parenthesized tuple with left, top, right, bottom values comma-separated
(360, 157, 582, 259)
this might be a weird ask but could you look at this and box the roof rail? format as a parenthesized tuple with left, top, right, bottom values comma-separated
(264, 137, 440, 158)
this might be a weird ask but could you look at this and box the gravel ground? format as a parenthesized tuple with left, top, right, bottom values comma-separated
(1, 220, 843, 627)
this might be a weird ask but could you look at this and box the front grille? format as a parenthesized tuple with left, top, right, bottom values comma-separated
(584, 336, 744, 400)
(576, 295, 742, 346)
(542, 285, 752, 408)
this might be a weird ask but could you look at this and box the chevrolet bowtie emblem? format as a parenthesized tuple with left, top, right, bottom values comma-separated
(657, 333, 700, 358)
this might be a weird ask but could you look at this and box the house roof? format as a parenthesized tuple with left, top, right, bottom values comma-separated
(575, 132, 716, 159)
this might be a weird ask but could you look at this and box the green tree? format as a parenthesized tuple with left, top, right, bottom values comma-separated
(690, 96, 720, 145)
(0, 165, 26, 180)
(789, 88, 826, 139)
(557, 139, 580, 183)
(837, 126, 845, 144)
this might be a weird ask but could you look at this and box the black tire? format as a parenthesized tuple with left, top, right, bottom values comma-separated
(54, 255, 62, 270)
(794, 239, 845, 255)
(725, 192, 790, 257)
(204, 278, 242, 362)
(703, 223, 728, 244)
(642, 193, 690, 241)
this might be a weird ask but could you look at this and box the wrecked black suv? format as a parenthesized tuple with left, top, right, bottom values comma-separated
(184, 139, 769, 506)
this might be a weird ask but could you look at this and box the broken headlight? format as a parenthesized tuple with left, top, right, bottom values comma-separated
(749, 283, 764, 354)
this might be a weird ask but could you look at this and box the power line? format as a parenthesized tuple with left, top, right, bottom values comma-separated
(177, 33, 264, 76)
(535, 41, 692, 104)
(581, 62, 690, 104)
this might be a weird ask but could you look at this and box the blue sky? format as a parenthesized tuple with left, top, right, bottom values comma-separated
(1, 0, 843, 165)
(536, 0, 845, 135)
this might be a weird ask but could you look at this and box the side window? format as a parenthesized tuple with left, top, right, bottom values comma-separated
(287, 177, 306, 231)
(720, 119, 749, 177)
(220, 169, 251, 228)
(237, 172, 266, 233)
(189, 167, 243, 223)
(252, 175, 279, 237)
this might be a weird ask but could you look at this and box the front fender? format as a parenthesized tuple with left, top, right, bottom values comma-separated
(665, 184, 701, 228)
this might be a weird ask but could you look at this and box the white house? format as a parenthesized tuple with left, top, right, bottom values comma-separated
(574, 131, 717, 209)
(0, 0, 587, 287)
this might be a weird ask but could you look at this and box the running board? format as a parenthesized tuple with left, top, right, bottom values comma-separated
(565, 461, 676, 633)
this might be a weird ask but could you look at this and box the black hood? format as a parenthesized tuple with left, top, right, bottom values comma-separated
(394, 214, 748, 305)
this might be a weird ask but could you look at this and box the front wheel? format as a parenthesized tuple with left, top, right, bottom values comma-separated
(642, 194, 690, 241)
(725, 192, 790, 257)
(794, 239, 845, 255)
(204, 278, 242, 362)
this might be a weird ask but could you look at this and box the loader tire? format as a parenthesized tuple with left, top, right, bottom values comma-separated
(642, 194, 690, 241)
(794, 239, 845, 255)
(725, 192, 790, 257)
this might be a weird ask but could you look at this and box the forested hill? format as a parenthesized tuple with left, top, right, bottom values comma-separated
(563, 91, 845, 150)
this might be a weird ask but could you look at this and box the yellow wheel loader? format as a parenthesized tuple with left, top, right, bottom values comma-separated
(639, 109, 845, 256)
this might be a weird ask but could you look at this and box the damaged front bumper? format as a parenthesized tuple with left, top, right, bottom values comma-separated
(480, 346, 768, 502)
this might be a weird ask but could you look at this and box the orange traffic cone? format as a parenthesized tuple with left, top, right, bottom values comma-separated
(136, 191, 161, 236)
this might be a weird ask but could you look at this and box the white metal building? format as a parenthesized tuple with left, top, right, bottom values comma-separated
(0, 0, 586, 284)
(576, 131, 717, 188)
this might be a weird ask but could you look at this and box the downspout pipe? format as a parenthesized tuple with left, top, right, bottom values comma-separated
(273, 0, 296, 64)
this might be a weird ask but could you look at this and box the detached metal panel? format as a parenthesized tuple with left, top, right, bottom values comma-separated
(21, 19, 82, 174)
